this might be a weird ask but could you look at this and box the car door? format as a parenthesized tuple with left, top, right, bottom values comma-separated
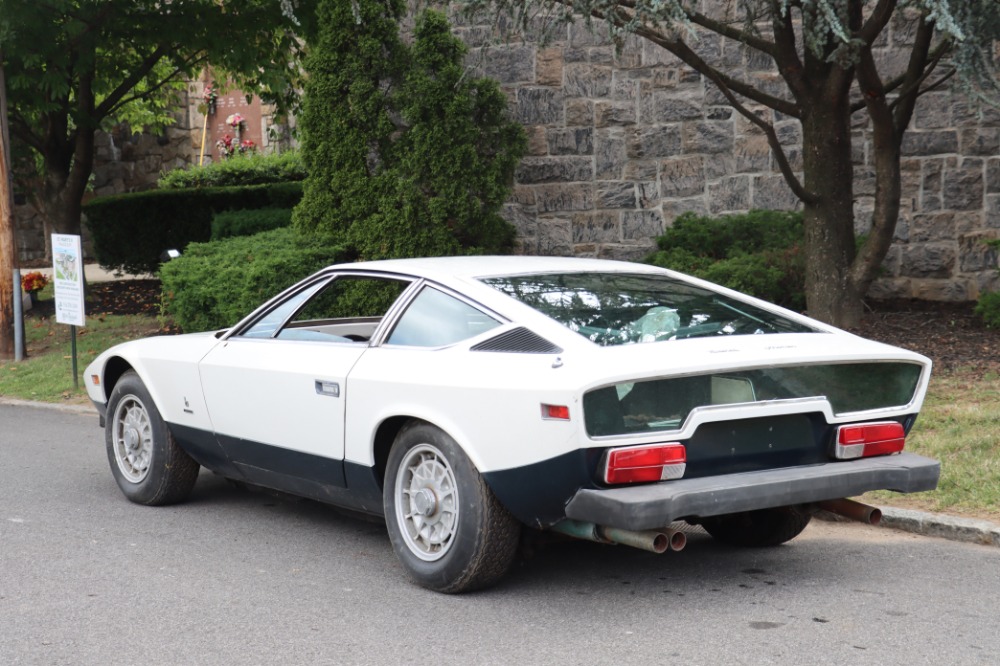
(198, 273, 411, 491)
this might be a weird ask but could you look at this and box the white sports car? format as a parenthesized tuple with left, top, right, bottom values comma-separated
(85, 256, 939, 592)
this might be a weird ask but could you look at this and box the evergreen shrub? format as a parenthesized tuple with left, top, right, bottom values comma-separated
(212, 207, 293, 240)
(157, 151, 306, 189)
(293, 3, 525, 259)
(159, 227, 347, 333)
(85, 182, 303, 274)
(975, 239, 1000, 327)
(644, 210, 806, 309)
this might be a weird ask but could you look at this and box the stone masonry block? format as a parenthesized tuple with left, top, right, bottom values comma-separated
(660, 156, 706, 198)
(683, 121, 735, 154)
(595, 101, 637, 127)
(753, 175, 799, 210)
(622, 209, 665, 241)
(516, 157, 593, 184)
(547, 128, 594, 155)
(572, 212, 621, 244)
(959, 232, 1000, 273)
(595, 131, 626, 179)
(516, 88, 564, 125)
(595, 181, 637, 209)
(626, 126, 682, 159)
(480, 45, 536, 85)
(563, 63, 612, 98)
(533, 183, 594, 213)
(708, 176, 751, 213)
(565, 99, 593, 126)
(901, 243, 957, 278)
(902, 131, 959, 157)
(942, 163, 984, 211)
(640, 91, 703, 124)
(536, 47, 563, 87)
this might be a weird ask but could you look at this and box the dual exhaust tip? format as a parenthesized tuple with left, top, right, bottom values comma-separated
(552, 497, 881, 554)
(550, 519, 687, 554)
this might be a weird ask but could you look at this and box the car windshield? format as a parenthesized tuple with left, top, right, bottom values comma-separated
(481, 272, 815, 345)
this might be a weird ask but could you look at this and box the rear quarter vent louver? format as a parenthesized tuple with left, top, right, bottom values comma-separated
(470, 327, 563, 354)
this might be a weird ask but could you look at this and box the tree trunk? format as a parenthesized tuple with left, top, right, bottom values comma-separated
(800, 97, 862, 327)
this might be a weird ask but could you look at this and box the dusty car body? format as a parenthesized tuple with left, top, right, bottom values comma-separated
(85, 256, 939, 592)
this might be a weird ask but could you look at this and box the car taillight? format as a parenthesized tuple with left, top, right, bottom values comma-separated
(604, 443, 686, 484)
(541, 404, 570, 420)
(834, 422, 905, 459)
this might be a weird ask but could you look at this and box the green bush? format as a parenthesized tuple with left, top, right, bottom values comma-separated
(157, 151, 306, 189)
(85, 182, 303, 274)
(975, 291, 1000, 328)
(159, 227, 348, 333)
(212, 207, 293, 240)
(644, 210, 806, 309)
(975, 239, 1000, 327)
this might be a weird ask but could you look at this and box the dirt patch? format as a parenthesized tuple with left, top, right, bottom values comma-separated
(848, 299, 1000, 376)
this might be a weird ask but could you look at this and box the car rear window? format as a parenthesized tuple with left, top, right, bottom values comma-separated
(583, 362, 924, 436)
(482, 272, 814, 345)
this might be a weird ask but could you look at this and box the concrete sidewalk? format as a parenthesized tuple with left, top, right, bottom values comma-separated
(27, 263, 153, 284)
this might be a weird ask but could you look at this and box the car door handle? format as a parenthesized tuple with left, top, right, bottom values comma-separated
(315, 380, 340, 397)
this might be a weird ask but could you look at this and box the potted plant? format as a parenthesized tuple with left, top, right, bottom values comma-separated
(21, 271, 49, 305)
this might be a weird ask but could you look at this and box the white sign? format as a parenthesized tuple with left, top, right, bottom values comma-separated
(52, 233, 86, 327)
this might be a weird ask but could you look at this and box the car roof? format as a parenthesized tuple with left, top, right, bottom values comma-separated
(326, 255, 666, 281)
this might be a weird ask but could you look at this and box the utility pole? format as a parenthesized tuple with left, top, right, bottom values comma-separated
(0, 55, 20, 360)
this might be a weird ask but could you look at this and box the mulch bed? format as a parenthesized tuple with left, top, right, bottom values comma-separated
(30, 279, 1000, 373)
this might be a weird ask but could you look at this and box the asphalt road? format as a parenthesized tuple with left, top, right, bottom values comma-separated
(2, 403, 999, 666)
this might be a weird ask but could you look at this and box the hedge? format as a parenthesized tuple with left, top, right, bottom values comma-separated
(84, 182, 303, 274)
(211, 207, 293, 240)
(644, 210, 806, 310)
(157, 150, 306, 189)
(159, 227, 349, 333)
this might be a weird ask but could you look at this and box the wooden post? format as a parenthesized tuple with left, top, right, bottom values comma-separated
(0, 57, 21, 360)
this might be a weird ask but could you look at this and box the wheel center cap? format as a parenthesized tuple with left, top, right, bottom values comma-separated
(412, 488, 437, 516)
(124, 427, 140, 450)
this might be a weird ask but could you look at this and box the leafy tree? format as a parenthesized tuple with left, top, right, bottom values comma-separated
(0, 0, 318, 358)
(294, 2, 526, 259)
(465, 0, 1000, 326)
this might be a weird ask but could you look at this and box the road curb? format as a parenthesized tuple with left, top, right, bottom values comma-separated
(0, 396, 95, 415)
(878, 506, 1000, 547)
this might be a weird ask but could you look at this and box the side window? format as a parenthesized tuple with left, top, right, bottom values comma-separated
(387, 287, 500, 347)
(241, 280, 327, 339)
(241, 275, 409, 342)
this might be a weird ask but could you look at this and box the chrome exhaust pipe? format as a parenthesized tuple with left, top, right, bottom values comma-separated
(550, 520, 676, 554)
(819, 498, 882, 526)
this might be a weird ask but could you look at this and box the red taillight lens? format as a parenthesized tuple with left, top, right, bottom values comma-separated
(604, 443, 686, 484)
(541, 404, 570, 420)
(835, 422, 905, 459)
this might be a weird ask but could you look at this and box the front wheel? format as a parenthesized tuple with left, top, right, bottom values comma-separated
(105, 371, 199, 505)
(384, 423, 520, 593)
(700, 506, 812, 547)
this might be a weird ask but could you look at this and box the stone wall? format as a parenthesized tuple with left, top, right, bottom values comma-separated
(455, 10, 1000, 301)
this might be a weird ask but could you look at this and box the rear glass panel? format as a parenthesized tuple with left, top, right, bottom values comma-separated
(584, 362, 923, 436)
(482, 272, 814, 345)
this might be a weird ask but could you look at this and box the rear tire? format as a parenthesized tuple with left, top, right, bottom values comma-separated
(384, 423, 520, 593)
(700, 506, 812, 547)
(105, 371, 199, 505)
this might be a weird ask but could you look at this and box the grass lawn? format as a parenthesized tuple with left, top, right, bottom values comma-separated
(0, 307, 163, 405)
(870, 369, 1000, 522)
(2, 302, 997, 521)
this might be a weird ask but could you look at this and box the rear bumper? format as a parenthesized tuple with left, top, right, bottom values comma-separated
(564, 452, 940, 531)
